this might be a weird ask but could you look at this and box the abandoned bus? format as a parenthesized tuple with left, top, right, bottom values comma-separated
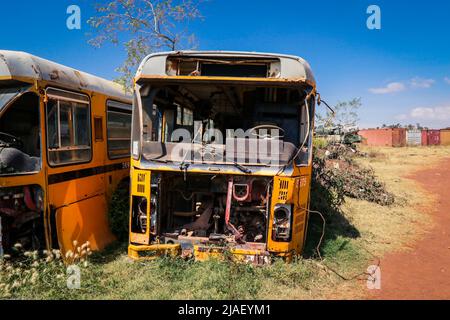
(128, 51, 316, 263)
(0, 50, 132, 255)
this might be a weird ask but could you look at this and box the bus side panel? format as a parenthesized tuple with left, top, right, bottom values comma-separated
(267, 176, 295, 256)
(267, 174, 311, 257)
(292, 175, 311, 254)
(56, 194, 114, 254)
(129, 167, 151, 245)
(48, 174, 114, 253)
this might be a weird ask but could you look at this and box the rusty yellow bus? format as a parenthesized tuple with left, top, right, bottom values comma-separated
(128, 51, 316, 263)
(0, 51, 132, 256)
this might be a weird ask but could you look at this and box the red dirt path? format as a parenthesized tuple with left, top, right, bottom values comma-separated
(370, 157, 450, 300)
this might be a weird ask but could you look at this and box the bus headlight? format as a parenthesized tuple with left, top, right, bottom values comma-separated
(272, 204, 293, 241)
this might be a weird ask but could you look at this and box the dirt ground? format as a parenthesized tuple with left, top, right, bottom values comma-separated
(369, 157, 450, 300)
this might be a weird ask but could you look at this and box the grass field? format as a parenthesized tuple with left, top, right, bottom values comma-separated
(2, 146, 450, 300)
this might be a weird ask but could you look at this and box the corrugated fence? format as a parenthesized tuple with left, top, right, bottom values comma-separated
(359, 128, 449, 147)
(406, 130, 421, 146)
(359, 128, 406, 147)
(422, 130, 441, 146)
(440, 129, 450, 146)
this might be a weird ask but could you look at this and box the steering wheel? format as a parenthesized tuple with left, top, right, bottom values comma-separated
(249, 125, 285, 139)
(0, 132, 23, 149)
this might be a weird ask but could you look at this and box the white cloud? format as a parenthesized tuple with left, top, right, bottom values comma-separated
(444, 77, 450, 85)
(369, 82, 406, 94)
(410, 77, 435, 88)
(395, 105, 450, 127)
(409, 106, 450, 120)
(370, 77, 436, 95)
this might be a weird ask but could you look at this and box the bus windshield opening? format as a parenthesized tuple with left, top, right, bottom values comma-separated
(139, 84, 314, 168)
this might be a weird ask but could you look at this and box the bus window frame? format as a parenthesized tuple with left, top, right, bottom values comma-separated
(106, 99, 132, 160)
(44, 87, 93, 168)
(0, 89, 42, 177)
(296, 96, 315, 168)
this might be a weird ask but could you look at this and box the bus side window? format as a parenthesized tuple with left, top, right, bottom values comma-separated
(45, 89, 91, 166)
(297, 97, 315, 166)
(107, 100, 132, 159)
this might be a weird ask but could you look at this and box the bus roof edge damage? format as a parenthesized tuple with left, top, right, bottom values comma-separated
(135, 51, 316, 87)
(0, 50, 129, 101)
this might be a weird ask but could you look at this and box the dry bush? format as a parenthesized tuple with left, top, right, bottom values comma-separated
(312, 143, 395, 207)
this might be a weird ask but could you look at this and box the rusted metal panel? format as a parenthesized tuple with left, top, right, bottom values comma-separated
(359, 129, 393, 146)
(136, 51, 316, 86)
(428, 130, 441, 146)
(392, 128, 406, 147)
(359, 128, 406, 147)
(0, 50, 129, 101)
(407, 130, 422, 146)
(440, 129, 450, 146)
(422, 130, 441, 146)
(421, 130, 428, 146)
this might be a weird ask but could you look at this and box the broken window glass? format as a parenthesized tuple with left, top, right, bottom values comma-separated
(107, 100, 132, 159)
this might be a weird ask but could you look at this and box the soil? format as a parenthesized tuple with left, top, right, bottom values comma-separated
(369, 157, 450, 300)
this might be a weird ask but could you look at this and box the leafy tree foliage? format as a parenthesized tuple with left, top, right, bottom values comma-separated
(88, 0, 203, 90)
(316, 98, 361, 128)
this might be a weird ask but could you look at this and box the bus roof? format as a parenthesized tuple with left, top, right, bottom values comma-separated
(136, 50, 316, 87)
(0, 50, 130, 101)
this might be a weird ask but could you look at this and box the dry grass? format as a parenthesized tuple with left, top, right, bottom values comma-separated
(349, 146, 450, 254)
(316, 145, 450, 299)
(3, 146, 449, 300)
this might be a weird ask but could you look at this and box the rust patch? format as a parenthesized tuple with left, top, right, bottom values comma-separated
(31, 64, 41, 76)
(49, 70, 60, 80)
(0, 53, 9, 69)
(73, 70, 88, 87)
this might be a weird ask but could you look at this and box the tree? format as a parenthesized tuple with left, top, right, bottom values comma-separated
(316, 97, 361, 129)
(88, 0, 203, 90)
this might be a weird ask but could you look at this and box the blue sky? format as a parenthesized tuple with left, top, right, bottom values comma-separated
(1, 0, 450, 128)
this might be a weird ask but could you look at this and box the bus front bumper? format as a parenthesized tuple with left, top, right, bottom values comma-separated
(128, 243, 279, 265)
